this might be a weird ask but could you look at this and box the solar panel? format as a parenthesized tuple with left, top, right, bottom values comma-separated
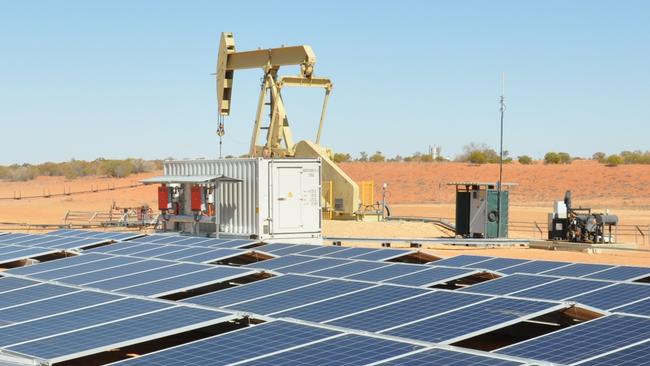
(0, 284, 77, 310)
(584, 266, 650, 281)
(498, 260, 573, 274)
(58, 259, 175, 285)
(153, 246, 223, 260)
(48, 237, 110, 250)
(541, 263, 614, 277)
(308, 261, 391, 278)
(346, 263, 431, 282)
(510, 278, 612, 300)
(4, 253, 112, 276)
(245, 254, 317, 270)
(327, 290, 490, 332)
(254, 243, 295, 253)
(124, 244, 189, 257)
(465, 257, 531, 271)
(385, 297, 562, 343)
(28, 256, 143, 281)
(0, 298, 172, 347)
(177, 248, 247, 264)
(497, 314, 650, 364)
(613, 297, 650, 316)
(108, 243, 170, 256)
(109, 320, 340, 366)
(226, 279, 372, 315)
(374, 347, 523, 366)
(384, 267, 479, 287)
(184, 274, 327, 308)
(7, 306, 235, 364)
(262, 244, 320, 256)
(0, 290, 121, 325)
(575, 339, 650, 366)
(298, 245, 356, 257)
(116, 266, 255, 297)
(86, 242, 146, 254)
(84, 263, 210, 291)
(459, 274, 556, 295)
(146, 235, 188, 244)
(274, 258, 351, 274)
(348, 248, 414, 261)
(430, 255, 495, 267)
(237, 334, 423, 366)
(321, 247, 380, 258)
(214, 239, 258, 248)
(0, 277, 40, 293)
(273, 285, 429, 322)
(0, 246, 59, 264)
(128, 234, 169, 243)
(569, 283, 650, 310)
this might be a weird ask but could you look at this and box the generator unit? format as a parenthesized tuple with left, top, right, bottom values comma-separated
(142, 158, 322, 242)
(548, 191, 618, 243)
(449, 182, 514, 239)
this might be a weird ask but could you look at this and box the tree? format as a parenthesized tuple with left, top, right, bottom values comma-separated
(518, 155, 534, 165)
(544, 152, 560, 164)
(332, 153, 352, 163)
(357, 152, 368, 162)
(457, 142, 501, 164)
(468, 151, 488, 164)
(592, 152, 606, 162)
(558, 152, 572, 164)
(605, 155, 623, 167)
(369, 151, 385, 162)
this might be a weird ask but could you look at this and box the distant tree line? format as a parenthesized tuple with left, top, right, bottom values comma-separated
(0, 158, 162, 182)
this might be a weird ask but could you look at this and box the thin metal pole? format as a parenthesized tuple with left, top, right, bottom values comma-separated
(497, 73, 506, 238)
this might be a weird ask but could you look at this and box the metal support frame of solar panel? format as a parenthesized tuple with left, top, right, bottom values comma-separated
(496, 314, 650, 365)
(383, 296, 569, 344)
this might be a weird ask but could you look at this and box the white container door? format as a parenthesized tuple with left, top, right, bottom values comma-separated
(272, 165, 303, 233)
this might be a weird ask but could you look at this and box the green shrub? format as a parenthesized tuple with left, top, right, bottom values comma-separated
(605, 155, 623, 167)
(592, 152, 606, 163)
(544, 152, 560, 164)
(558, 152, 572, 164)
(332, 153, 352, 163)
(518, 155, 534, 164)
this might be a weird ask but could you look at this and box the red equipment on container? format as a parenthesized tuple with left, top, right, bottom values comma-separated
(158, 186, 170, 211)
(190, 185, 204, 212)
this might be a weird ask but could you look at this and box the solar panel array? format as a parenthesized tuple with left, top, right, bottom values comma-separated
(0, 230, 647, 366)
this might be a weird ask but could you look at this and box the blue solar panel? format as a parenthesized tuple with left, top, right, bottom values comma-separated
(375, 347, 523, 366)
(430, 255, 495, 267)
(273, 285, 428, 322)
(614, 297, 650, 316)
(147, 235, 188, 244)
(0, 298, 172, 347)
(322, 247, 379, 258)
(153, 246, 221, 260)
(498, 260, 573, 274)
(541, 263, 614, 277)
(245, 254, 317, 270)
(254, 243, 295, 253)
(577, 339, 650, 366)
(0, 247, 58, 264)
(459, 274, 555, 295)
(346, 263, 431, 282)
(0, 277, 39, 293)
(215, 239, 258, 248)
(298, 245, 356, 257)
(497, 314, 650, 364)
(309, 261, 391, 277)
(349, 248, 413, 261)
(0, 284, 77, 309)
(327, 290, 489, 332)
(4, 253, 112, 276)
(125, 244, 188, 257)
(385, 267, 478, 287)
(86, 263, 209, 291)
(584, 266, 650, 281)
(569, 283, 650, 310)
(86, 242, 145, 253)
(7, 306, 234, 364)
(263, 244, 320, 256)
(29, 256, 143, 281)
(239, 334, 423, 366)
(465, 257, 531, 271)
(184, 274, 326, 308)
(226, 279, 372, 315)
(386, 297, 560, 343)
(177, 248, 246, 263)
(58, 259, 173, 285)
(0, 290, 121, 325)
(110, 320, 341, 366)
(118, 266, 253, 297)
(511, 278, 611, 300)
(129, 234, 169, 243)
(275, 258, 351, 274)
(109, 243, 168, 256)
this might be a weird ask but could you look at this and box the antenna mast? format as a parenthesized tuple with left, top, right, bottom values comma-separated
(497, 72, 506, 237)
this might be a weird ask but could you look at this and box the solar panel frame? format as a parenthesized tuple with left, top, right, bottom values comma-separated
(254, 243, 295, 253)
(82, 263, 210, 291)
(308, 261, 391, 278)
(244, 254, 318, 270)
(345, 263, 432, 282)
(459, 274, 558, 295)
(583, 266, 650, 281)
(0, 277, 40, 293)
(27, 256, 144, 281)
(429, 255, 495, 267)
(274, 257, 352, 274)
(568, 282, 650, 310)
(612, 297, 650, 316)
(348, 248, 415, 261)
(176, 248, 248, 264)
(572, 339, 650, 366)
(541, 263, 614, 277)
(0, 284, 79, 311)
(383, 266, 481, 287)
(0, 247, 61, 265)
(464, 257, 532, 271)
(498, 260, 574, 274)
(509, 278, 614, 301)
(372, 347, 524, 366)
(320, 247, 381, 258)
(55, 259, 175, 286)
(4, 253, 113, 276)
(261, 244, 320, 256)
(297, 245, 358, 257)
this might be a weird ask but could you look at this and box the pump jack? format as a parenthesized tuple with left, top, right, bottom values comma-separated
(215, 32, 360, 218)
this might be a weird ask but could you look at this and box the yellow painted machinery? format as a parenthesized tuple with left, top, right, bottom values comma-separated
(215, 32, 361, 219)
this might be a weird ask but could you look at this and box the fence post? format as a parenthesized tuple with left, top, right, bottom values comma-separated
(534, 221, 543, 238)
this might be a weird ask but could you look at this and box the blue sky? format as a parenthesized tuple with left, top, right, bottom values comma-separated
(1, 1, 648, 164)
